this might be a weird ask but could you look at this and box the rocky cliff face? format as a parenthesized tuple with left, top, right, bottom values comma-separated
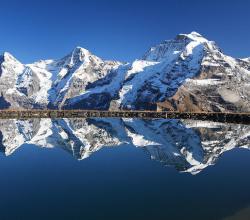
(0, 118, 249, 174)
(157, 36, 250, 112)
(1, 32, 249, 111)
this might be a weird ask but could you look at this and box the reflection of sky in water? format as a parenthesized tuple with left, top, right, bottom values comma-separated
(0, 118, 249, 219)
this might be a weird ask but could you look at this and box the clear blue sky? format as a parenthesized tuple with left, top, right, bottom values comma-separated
(0, 0, 249, 63)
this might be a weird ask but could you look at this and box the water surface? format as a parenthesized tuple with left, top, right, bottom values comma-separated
(0, 118, 249, 220)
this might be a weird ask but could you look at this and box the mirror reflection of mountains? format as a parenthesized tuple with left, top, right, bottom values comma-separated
(0, 118, 249, 174)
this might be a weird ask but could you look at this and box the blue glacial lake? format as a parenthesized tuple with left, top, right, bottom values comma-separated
(0, 118, 250, 220)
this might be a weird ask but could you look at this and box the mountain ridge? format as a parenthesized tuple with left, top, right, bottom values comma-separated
(1, 32, 249, 111)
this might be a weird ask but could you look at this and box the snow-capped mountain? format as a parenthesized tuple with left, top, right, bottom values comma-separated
(0, 47, 121, 109)
(0, 32, 250, 111)
(0, 118, 249, 174)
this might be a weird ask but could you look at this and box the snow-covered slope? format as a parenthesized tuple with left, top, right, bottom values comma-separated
(116, 32, 208, 109)
(0, 47, 122, 109)
(0, 118, 249, 174)
(1, 32, 249, 111)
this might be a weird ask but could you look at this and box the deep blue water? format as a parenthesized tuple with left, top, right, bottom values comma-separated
(0, 118, 249, 220)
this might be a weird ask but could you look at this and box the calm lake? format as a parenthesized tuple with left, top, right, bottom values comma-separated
(0, 118, 250, 220)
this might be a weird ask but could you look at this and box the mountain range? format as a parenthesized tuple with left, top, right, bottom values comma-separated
(1, 32, 250, 111)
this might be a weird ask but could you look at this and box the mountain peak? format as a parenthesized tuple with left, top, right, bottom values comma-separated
(0, 52, 21, 65)
(189, 31, 203, 37)
(176, 31, 208, 43)
(1, 52, 16, 61)
(73, 46, 91, 55)
(60, 46, 93, 67)
(71, 46, 91, 61)
(142, 31, 208, 62)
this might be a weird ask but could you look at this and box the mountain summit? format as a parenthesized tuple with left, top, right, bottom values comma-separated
(0, 32, 249, 111)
